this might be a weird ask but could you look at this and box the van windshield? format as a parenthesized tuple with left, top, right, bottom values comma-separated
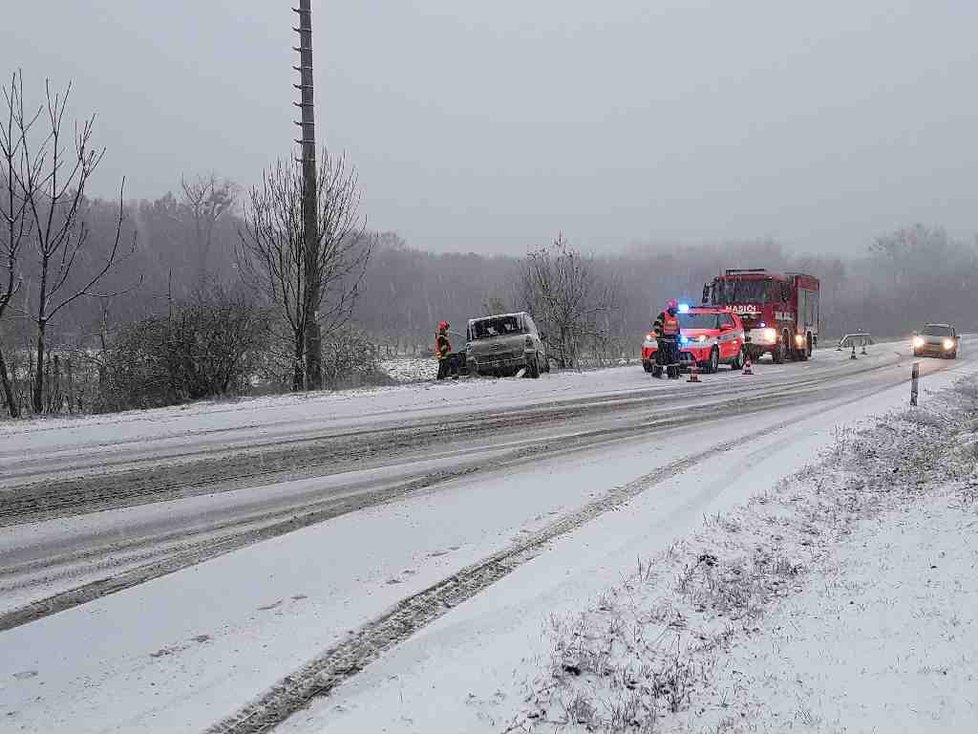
(921, 325, 951, 336)
(470, 315, 523, 339)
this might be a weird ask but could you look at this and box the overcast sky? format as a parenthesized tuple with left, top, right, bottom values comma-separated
(2, 1, 977, 256)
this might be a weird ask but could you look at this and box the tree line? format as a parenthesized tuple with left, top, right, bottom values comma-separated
(2, 71, 977, 418)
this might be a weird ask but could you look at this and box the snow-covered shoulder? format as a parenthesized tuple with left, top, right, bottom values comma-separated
(508, 377, 978, 733)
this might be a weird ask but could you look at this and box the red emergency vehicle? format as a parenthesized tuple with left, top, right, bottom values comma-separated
(642, 306, 748, 374)
(701, 269, 820, 363)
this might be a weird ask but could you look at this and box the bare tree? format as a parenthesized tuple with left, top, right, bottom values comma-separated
(180, 172, 235, 284)
(0, 72, 34, 417)
(8, 76, 134, 414)
(238, 149, 369, 391)
(520, 234, 617, 369)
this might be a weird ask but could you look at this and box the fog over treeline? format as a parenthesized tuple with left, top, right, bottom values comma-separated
(8, 185, 973, 351)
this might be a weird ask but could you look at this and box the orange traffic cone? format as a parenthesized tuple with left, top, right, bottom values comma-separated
(687, 364, 701, 382)
(743, 351, 753, 375)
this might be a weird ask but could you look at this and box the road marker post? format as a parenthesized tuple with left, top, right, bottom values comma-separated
(910, 362, 919, 406)
(687, 364, 701, 383)
(743, 351, 753, 375)
(850, 345, 858, 360)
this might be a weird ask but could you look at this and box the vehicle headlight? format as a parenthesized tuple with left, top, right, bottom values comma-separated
(912, 336, 925, 349)
(943, 338, 954, 350)
(794, 334, 805, 346)
(696, 335, 707, 343)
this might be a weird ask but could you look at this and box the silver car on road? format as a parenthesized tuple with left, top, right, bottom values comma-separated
(465, 312, 549, 378)
(912, 323, 960, 359)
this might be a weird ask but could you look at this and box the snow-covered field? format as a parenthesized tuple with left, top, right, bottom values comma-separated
(378, 356, 436, 383)
(0, 342, 975, 733)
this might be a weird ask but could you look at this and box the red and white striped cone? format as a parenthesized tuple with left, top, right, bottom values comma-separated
(743, 351, 753, 375)
(687, 364, 701, 382)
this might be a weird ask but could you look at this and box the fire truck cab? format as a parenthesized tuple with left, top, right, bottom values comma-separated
(701, 269, 819, 363)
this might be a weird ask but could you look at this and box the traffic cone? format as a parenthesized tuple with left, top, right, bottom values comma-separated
(743, 351, 753, 375)
(850, 345, 857, 360)
(687, 364, 701, 383)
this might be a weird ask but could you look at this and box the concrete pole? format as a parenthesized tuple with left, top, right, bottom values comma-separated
(294, 0, 322, 390)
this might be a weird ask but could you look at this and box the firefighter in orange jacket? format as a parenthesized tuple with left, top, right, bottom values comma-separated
(435, 320, 453, 380)
(652, 299, 681, 378)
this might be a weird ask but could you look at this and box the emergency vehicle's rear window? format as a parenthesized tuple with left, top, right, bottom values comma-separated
(921, 325, 951, 336)
(470, 316, 523, 339)
(678, 313, 720, 329)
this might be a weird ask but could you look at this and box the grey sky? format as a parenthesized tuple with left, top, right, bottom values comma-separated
(3, 1, 977, 256)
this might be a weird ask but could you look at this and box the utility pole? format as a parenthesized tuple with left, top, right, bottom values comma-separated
(294, 0, 322, 389)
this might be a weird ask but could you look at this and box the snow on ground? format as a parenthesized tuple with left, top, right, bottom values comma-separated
(0, 342, 907, 476)
(502, 378, 978, 732)
(699, 489, 978, 733)
(378, 356, 436, 383)
(272, 357, 976, 734)
(0, 342, 966, 734)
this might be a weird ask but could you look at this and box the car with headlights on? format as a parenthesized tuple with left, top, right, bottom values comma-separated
(912, 323, 960, 359)
(641, 306, 747, 374)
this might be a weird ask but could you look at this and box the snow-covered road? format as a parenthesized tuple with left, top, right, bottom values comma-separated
(0, 344, 973, 733)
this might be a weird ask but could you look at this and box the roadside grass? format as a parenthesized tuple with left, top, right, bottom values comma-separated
(507, 377, 978, 733)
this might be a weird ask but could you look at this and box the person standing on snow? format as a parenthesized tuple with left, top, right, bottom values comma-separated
(435, 320, 453, 380)
(652, 299, 681, 378)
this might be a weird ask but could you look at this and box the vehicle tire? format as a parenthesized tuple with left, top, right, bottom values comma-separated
(526, 355, 540, 378)
(705, 347, 719, 374)
(730, 346, 745, 371)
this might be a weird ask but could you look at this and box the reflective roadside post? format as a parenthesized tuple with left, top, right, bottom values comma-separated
(910, 362, 919, 406)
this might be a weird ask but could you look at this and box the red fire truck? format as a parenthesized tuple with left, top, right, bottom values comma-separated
(701, 269, 820, 363)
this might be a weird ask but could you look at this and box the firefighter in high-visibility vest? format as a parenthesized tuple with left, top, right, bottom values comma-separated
(652, 299, 681, 378)
(435, 320, 453, 380)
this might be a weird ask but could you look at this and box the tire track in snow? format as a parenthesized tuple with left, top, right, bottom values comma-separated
(202, 369, 926, 734)
(0, 380, 843, 632)
(0, 352, 908, 528)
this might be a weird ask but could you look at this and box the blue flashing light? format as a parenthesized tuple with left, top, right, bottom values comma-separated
(679, 335, 690, 345)
(678, 302, 690, 313)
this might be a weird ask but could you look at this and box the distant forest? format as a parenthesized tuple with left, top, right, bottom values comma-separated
(7, 186, 973, 350)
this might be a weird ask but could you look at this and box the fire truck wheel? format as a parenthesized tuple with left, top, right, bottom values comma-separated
(704, 347, 720, 374)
